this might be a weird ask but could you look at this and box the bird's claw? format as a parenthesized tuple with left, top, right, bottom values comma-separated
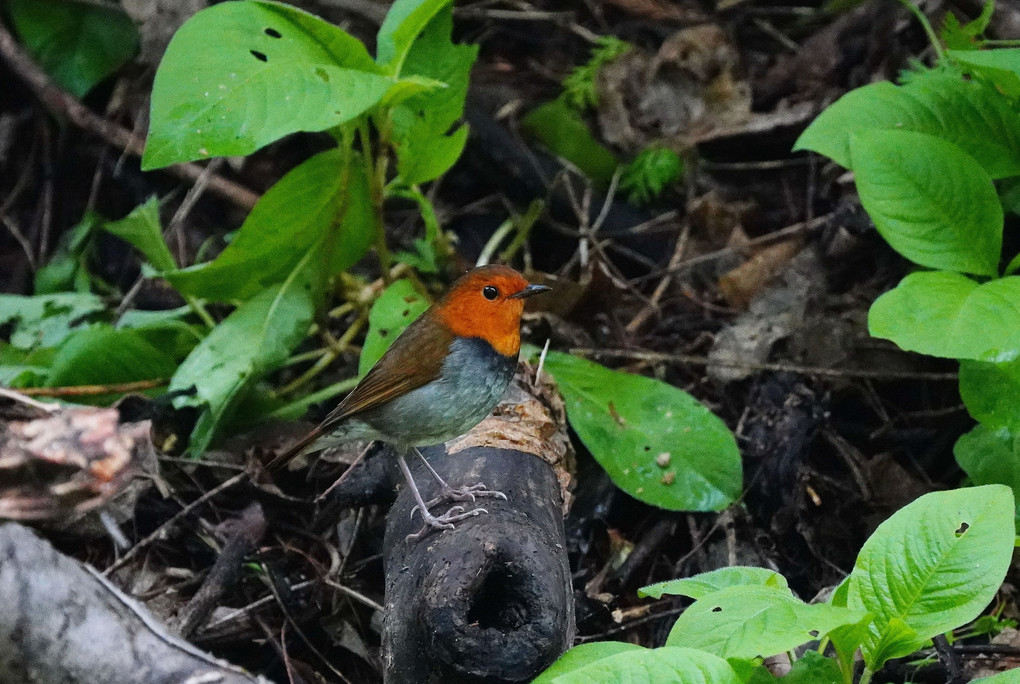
(425, 482, 508, 508)
(406, 505, 488, 542)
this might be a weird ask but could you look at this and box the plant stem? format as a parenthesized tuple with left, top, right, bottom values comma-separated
(858, 667, 874, 684)
(359, 119, 393, 281)
(185, 295, 217, 329)
(267, 376, 360, 422)
(275, 312, 367, 397)
(895, 0, 944, 60)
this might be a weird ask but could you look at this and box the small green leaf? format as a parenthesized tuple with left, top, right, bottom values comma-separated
(521, 98, 620, 186)
(639, 566, 789, 600)
(539, 351, 741, 511)
(849, 129, 1002, 275)
(375, 0, 452, 74)
(46, 326, 177, 390)
(666, 585, 864, 659)
(562, 36, 632, 111)
(103, 197, 176, 272)
(868, 271, 1020, 361)
(780, 650, 842, 684)
(532, 642, 644, 684)
(9, 0, 138, 97)
(143, 1, 389, 168)
(359, 279, 429, 376)
(165, 149, 373, 301)
(848, 485, 1015, 668)
(827, 612, 875, 681)
(169, 252, 318, 454)
(620, 147, 684, 205)
(0, 292, 105, 349)
(955, 424, 1020, 501)
(0, 343, 54, 387)
(795, 73, 1020, 179)
(34, 213, 100, 295)
(536, 646, 743, 684)
(960, 357, 1020, 431)
(389, 7, 477, 185)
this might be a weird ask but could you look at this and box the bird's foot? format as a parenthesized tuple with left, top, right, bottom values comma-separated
(425, 482, 508, 508)
(406, 505, 488, 541)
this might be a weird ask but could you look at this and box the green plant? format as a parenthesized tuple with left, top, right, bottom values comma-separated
(794, 0, 1020, 514)
(536, 486, 1018, 683)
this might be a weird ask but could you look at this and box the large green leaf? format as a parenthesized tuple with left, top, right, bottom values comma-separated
(0, 343, 54, 387)
(103, 197, 176, 272)
(165, 149, 374, 301)
(849, 129, 1002, 275)
(847, 485, 1015, 668)
(539, 351, 741, 511)
(532, 643, 644, 684)
(358, 279, 430, 376)
(9, 0, 138, 98)
(535, 646, 743, 684)
(949, 49, 1020, 98)
(375, 0, 452, 74)
(666, 585, 864, 659)
(46, 325, 177, 388)
(169, 253, 318, 454)
(143, 1, 390, 168)
(973, 668, 1020, 683)
(960, 357, 1020, 430)
(639, 566, 789, 600)
(868, 271, 1020, 361)
(390, 7, 477, 185)
(0, 292, 105, 349)
(955, 425, 1020, 505)
(795, 73, 1020, 179)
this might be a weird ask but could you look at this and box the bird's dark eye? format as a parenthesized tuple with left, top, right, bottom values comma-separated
(483, 285, 499, 300)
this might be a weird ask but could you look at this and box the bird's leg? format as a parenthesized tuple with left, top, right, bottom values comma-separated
(411, 447, 508, 508)
(397, 451, 488, 541)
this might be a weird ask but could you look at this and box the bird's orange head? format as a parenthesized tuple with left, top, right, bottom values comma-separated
(433, 265, 550, 357)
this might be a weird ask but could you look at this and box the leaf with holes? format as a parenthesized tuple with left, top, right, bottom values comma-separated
(847, 485, 1015, 670)
(537, 351, 741, 511)
(143, 1, 391, 168)
(665, 585, 864, 659)
(868, 272, 1020, 361)
(534, 646, 743, 684)
(165, 149, 373, 301)
(0, 293, 106, 350)
(849, 129, 1002, 276)
(359, 279, 430, 376)
(9, 0, 138, 97)
(640, 566, 790, 600)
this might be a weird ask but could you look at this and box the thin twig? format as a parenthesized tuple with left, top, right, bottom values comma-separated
(16, 378, 168, 397)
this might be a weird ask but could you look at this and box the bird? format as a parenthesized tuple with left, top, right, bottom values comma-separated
(267, 264, 550, 539)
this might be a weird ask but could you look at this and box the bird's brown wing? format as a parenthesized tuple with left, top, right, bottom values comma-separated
(266, 312, 451, 471)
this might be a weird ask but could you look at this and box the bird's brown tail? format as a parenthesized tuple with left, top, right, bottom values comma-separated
(264, 426, 323, 471)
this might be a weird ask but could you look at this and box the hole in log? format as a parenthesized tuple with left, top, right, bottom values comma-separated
(466, 566, 530, 632)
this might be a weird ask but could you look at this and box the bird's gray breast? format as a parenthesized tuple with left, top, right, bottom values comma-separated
(363, 337, 517, 447)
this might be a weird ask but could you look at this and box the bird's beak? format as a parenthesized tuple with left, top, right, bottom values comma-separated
(510, 284, 552, 299)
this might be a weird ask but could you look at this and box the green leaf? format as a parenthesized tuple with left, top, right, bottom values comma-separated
(103, 197, 176, 272)
(165, 149, 373, 301)
(169, 252, 318, 454)
(390, 7, 477, 185)
(539, 351, 742, 511)
(949, 48, 1020, 98)
(375, 0, 453, 74)
(849, 129, 1002, 275)
(536, 646, 743, 684)
(358, 279, 429, 376)
(0, 292, 105, 349)
(9, 0, 138, 98)
(955, 424, 1020, 500)
(562, 36, 632, 111)
(46, 325, 177, 389)
(532, 642, 644, 684)
(143, 1, 389, 168)
(620, 146, 684, 205)
(941, 0, 994, 50)
(868, 271, 1020, 361)
(973, 668, 1020, 683)
(666, 585, 865, 659)
(781, 650, 842, 684)
(34, 213, 99, 295)
(827, 612, 875, 681)
(639, 566, 789, 600)
(726, 659, 777, 684)
(0, 343, 54, 387)
(795, 74, 1020, 179)
(847, 485, 1015, 668)
(960, 357, 1020, 431)
(521, 98, 620, 186)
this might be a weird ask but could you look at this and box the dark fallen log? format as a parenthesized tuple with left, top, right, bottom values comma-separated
(0, 522, 271, 684)
(382, 367, 574, 683)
